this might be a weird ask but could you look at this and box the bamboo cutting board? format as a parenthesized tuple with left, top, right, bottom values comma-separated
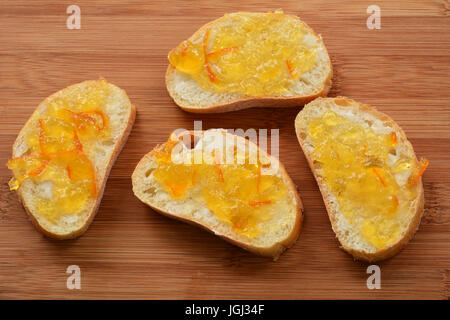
(0, 0, 449, 299)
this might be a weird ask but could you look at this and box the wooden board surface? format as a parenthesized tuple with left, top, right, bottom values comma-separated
(0, 0, 449, 299)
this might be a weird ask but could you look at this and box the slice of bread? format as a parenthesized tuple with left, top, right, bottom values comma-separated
(132, 129, 303, 259)
(166, 11, 332, 113)
(295, 97, 425, 262)
(9, 80, 136, 239)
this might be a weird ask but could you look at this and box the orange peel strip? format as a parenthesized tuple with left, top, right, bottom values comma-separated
(212, 150, 224, 182)
(248, 200, 272, 206)
(408, 158, 429, 187)
(391, 132, 398, 146)
(28, 159, 49, 176)
(286, 59, 297, 79)
(392, 195, 399, 207)
(66, 165, 73, 180)
(372, 168, 387, 187)
(205, 64, 216, 82)
(181, 42, 188, 57)
(65, 109, 107, 131)
(207, 46, 237, 58)
(73, 130, 83, 152)
(202, 29, 216, 82)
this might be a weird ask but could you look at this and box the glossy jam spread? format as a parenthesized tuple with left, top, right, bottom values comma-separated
(168, 11, 317, 96)
(307, 110, 428, 250)
(7, 80, 111, 223)
(151, 135, 288, 237)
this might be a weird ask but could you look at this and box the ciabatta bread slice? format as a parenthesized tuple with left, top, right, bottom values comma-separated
(295, 97, 425, 262)
(9, 80, 136, 239)
(166, 11, 332, 113)
(132, 130, 303, 259)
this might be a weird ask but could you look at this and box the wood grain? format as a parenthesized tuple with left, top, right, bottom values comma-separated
(0, 0, 449, 299)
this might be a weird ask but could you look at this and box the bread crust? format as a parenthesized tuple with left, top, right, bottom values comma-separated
(165, 12, 333, 113)
(132, 130, 303, 260)
(11, 80, 136, 240)
(295, 97, 425, 262)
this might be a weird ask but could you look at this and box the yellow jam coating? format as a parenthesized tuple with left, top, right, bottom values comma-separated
(168, 11, 317, 96)
(307, 110, 423, 250)
(151, 137, 287, 237)
(7, 80, 111, 223)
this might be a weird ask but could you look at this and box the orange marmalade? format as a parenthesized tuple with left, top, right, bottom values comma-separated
(307, 110, 428, 250)
(168, 11, 318, 96)
(7, 80, 111, 223)
(151, 134, 287, 237)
